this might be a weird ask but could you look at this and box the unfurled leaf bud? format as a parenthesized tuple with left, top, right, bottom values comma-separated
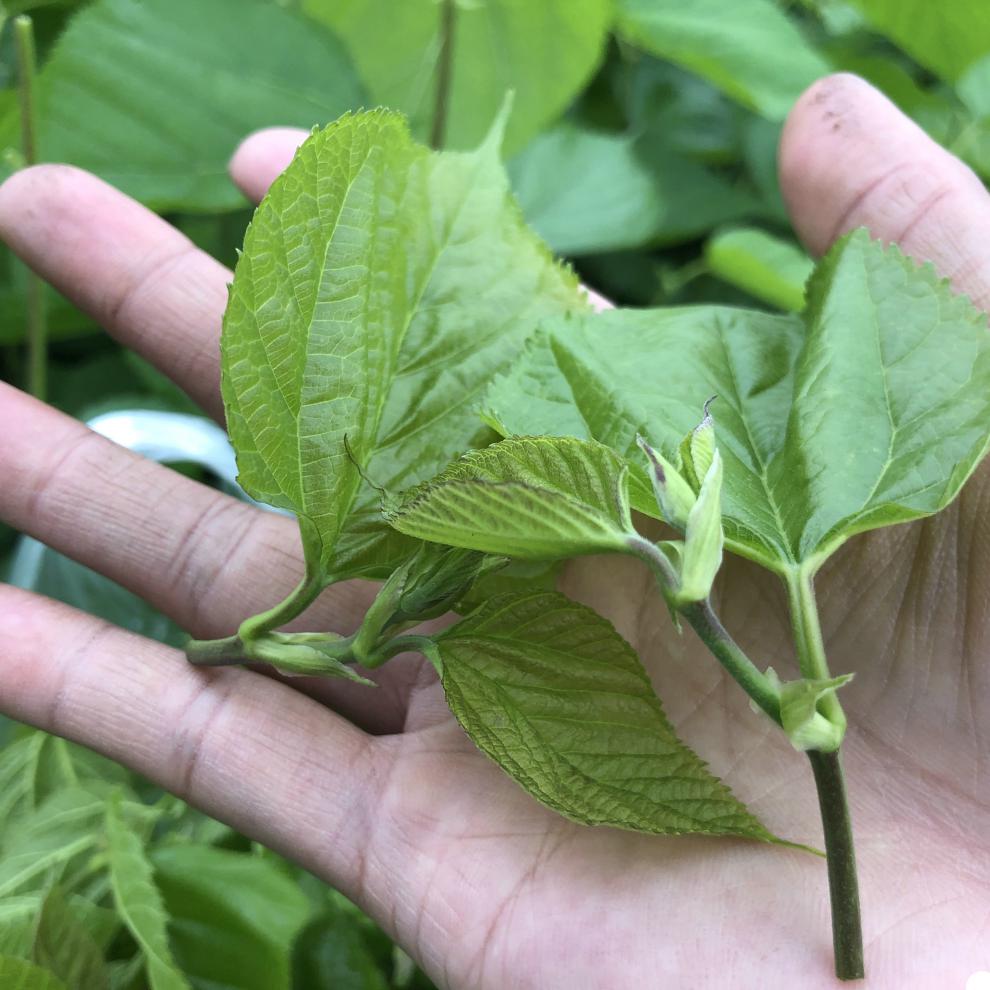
(636, 435, 696, 530)
(676, 449, 724, 605)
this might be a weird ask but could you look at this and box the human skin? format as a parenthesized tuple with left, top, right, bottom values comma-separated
(0, 73, 988, 987)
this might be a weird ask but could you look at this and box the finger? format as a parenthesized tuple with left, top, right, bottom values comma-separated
(229, 127, 308, 202)
(0, 585, 382, 904)
(0, 165, 228, 420)
(0, 381, 419, 734)
(779, 73, 990, 310)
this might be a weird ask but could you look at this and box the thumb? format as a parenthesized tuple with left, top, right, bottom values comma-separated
(779, 72, 990, 311)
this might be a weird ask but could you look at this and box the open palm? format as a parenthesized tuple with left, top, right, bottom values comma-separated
(1, 75, 988, 988)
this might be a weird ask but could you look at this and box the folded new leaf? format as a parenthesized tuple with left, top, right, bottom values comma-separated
(388, 436, 634, 559)
(432, 590, 780, 841)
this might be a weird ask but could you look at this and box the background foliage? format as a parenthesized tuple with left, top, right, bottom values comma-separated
(1, 0, 989, 986)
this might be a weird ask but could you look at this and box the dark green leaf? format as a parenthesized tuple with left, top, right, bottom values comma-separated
(151, 845, 311, 990)
(32, 886, 110, 990)
(291, 912, 389, 990)
(303, 0, 611, 153)
(0, 0, 365, 211)
(434, 591, 776, 840)
(0, 956, 67, 990)
(615, 0, 829, 120)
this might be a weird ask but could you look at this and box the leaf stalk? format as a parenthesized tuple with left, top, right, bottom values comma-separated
(430, 0, 456, 149)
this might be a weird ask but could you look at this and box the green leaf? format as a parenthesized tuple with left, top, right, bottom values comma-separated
(768, 670, 855, 753)
(223, 109, 584, 580)
(0, 897, 39, 958)
(0, 956, 67, 990)
(32, 886, 110, 990)
(843, 0, 990, 82)
(486, 230, 990, 575)
(434, 591, 776, 840)
(615, 0, 830, 120)
(291, 911, 389, 990)
(509, 122, 758, 255)
(389, 437, 633, 559)
(678, 450, 724, 605)
(150, 845, 311, 990)
(105, 797, 191, 990)
(303, 0, 611, 153)
(705, 227, 814, 312)
(0, 0, 365, 211)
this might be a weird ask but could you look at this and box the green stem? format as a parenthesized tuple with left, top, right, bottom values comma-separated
(364, 633, 437, 669)
(14, 15, 46, 402)
(237, 568, 326, 643)
(185, 634, 246, 666)
(807, 750, 864, 981)
(630, 537, 781, 725)
(786, 567, 845, 731)
(429, 0, 456, 150)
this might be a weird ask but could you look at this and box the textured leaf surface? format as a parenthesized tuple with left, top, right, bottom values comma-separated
(509, 123, 757, 255)
(615, 0, 829, 119)
(844, 0, 990, 82)
(390, 437, 633, 558)
(151, 845, 311, 990)
(32, 887, 110, 990)
(303, 0, 611, 153)
(0, 0, 364, 210)
(705, 227, 813, 312)
(487, 231, 990, 573)
(106, 799, 190, 990)
(0, 957, 67, 990)
(435, 592, 775, 839)
(223, 110, 583, 578)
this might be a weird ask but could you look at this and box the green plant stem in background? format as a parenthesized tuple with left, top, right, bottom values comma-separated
(430, 0, 456, 149)
(14, 14, 47, 402)
(808, 750, 864, 981)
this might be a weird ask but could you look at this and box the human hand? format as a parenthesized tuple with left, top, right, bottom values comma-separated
(0, 74, 987, 988)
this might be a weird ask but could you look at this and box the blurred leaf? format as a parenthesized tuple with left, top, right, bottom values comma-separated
(106, 797, 191, 990)
(291, 912, 388, 990)
(958, 54, 990, 117)
(842, 0, 990, 81)
(32, 886, 110, 990)
(0, 0, 365, 211)
(0, 955, 67, 990)
(616, 0, 830, 119)
(303, 0, 612, 153)
(510, 122, 757, 255)
(151, 845, 311, 990)
(0, 896, 38, 957)
(705, 227, 813, 311)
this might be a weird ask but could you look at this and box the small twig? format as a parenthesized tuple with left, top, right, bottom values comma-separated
(430, 0, 456, 150)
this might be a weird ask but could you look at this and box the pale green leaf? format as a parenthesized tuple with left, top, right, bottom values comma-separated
(0, 0, 365, 211)
(435, 591, 776, 840)
(150, 845, 311, 990)
(509, 123, 757, 255)
(0, 897, 38, 957)
(32, 886, 110, 990)
(223, 110, 584, 579)
(705, 227, 814, 312)
(843, 0, 990, 82)
(615, 0, 830, 120)
(0, 956, 67, 990)
(105, 798, 191, 990)
(303, 0, 611, 153)
(486, 230, 990, 574)
(390, 436, 633, 558)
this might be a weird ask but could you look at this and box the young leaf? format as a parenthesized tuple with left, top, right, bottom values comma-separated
(303, 0, 611, 153)
(223, 110, 584, 580)
(677, 450, 724, 605)
(432, 591, 777, 840)
(389, 436, 633, 559)
(105, 797, 191, 990)
(614, 0, 830, 120)
(487, 230, 990, 575)
(0, 0, 365, 211)
(0, 956, 67, 990)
